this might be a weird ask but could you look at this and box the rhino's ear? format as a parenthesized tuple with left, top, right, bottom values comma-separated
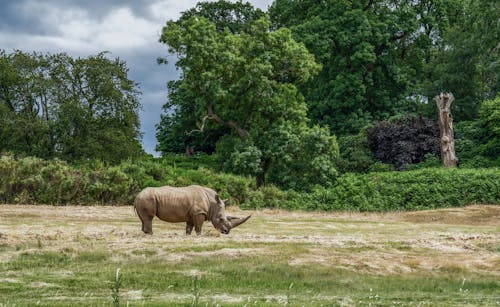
(223, 199, 229, 206)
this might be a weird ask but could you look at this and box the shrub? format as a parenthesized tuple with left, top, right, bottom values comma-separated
(336, 131, 377, 173)
(298, 168, 499, 211)
(0, 155, 253, 206)
(368, 115, 440, 169)
(246, 185, 287, 209)
(242, 168, 500, 211)
(403, 154, 441, 170)
(1, 155, 498, 211)
(453, 97, 500, 167)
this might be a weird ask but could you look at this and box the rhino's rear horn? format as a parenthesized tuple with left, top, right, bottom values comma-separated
(229, 215, 251, 229)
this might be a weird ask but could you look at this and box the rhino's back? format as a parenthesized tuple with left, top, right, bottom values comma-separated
(142, 186, 210, 223)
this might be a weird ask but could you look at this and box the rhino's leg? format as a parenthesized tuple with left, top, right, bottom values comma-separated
(186, 219, 194, 235)
(193, 214, 206, 235)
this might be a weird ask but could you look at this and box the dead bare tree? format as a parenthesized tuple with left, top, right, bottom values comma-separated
(435, 93, 458, 167)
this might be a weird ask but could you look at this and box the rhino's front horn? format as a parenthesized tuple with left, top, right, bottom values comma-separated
(229, 215, 252, 229)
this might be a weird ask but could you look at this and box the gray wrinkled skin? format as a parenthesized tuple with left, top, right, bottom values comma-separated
(134, 185, 251, 235)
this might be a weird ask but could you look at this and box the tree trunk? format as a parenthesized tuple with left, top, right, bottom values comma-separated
(255, 158, 271, 189)
(435, 93, 458, 167)
(185, 145, 195, 157)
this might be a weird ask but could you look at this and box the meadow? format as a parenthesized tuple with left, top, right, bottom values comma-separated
(0, 204, 499, 306)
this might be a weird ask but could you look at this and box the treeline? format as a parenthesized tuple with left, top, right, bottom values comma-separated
(0, 51, 143, 163)
(1, 155, 498, 210)
(1, 0, 499, 204)
(155, 0, 499, 188)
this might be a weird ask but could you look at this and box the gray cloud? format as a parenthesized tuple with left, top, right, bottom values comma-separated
(0, 0, 273, 156)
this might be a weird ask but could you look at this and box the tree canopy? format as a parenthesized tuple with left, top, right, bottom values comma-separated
(157, 2, 339, 188)
(0, 50, 143, 163)
(268, 0, 498, 133)
(269, 0, 420, 134)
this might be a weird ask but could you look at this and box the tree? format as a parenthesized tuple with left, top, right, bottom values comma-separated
(158, 10, 339, 188)
(156, 80, 230, 155)
(51, 53, 143, 163)
(0, 50, 56, 158)
(269, 0, 420, 134)
(435, 93, 458, 167)
(267, 0, 498, 131)
(0, 50, 143, 163)
(156, 0, 265, 155)
(177, 0, 266, 34)
(420, 0, 499, 121)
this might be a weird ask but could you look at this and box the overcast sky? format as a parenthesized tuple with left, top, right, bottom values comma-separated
(0, 0, 273, 156)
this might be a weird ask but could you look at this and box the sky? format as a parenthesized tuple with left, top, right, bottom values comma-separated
(0, 0, 273, 156)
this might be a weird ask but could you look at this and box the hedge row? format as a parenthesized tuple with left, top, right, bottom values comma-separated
(1, 155, 498, 211)
(0, 156, 253, 205)
(257, 168, 500, 211)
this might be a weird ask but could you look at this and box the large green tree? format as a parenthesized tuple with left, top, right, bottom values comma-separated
(0, 51, 54, 158)
(269, 0, 466, 134)
(270, 0, 410, 134)
(0, 50, 143, 163)
(156, 0, 265, 155)
(157, 7, 339, 188)
(421, 0, 499, 120)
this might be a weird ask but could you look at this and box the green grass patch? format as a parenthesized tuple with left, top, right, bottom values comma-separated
(1, 245, 499, 306)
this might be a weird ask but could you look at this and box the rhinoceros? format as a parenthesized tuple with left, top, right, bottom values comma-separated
(134, 185, 251, 235)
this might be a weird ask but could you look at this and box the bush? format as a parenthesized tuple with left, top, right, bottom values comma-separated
(246, 185, 287, 209)
(336, 131, 377, 173)
(403, 154, 441, 170)
(1, 155, 498, 211)
(242, 168, 500, 211)
(368, 115, 440, 169)
(303, 168, 499, 211)
(453, 97, 500, 167)
(0, 155, 254, 205)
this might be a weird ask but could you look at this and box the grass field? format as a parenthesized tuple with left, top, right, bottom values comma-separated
(0, 204, 499, 306)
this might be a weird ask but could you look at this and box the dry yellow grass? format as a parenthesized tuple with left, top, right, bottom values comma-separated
(1, 204, 499, 276)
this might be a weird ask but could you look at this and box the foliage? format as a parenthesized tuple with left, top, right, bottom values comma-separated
(0, 50, 143, 163)
(367, 115, 440, 169)
(403, 154, 442, 170)
(155, 80, 229, 155)
(246, 185, 287, 209)
(0, 155, 253, 205)
(454, 97, 500, 167)
(177, 0, 266, 34)
(269, 0, 499, 132)
(368, 161, 395, 172)
(3, 155, 497, 212)
(242, 168, 500, 211)
(336, 130, 377, 173)
(477, 96, 500, 158)
(157, 4, 339, 188)
(267, 125, 339, 190)
(269, 0, 446, 134)
(216, 125, 339, 191)
(420, 0, 499, 121)
(156, 0, 267, 155)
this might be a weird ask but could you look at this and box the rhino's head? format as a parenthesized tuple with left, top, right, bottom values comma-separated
(210, 195, 251, 234)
